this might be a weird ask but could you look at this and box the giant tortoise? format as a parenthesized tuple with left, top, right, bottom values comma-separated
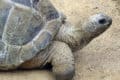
(0, 0, 112, 80)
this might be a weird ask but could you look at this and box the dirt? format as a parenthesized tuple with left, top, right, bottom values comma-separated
(0, 0, 120, 80)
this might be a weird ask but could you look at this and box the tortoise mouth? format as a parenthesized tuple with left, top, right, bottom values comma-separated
(107, 18, 112, 26)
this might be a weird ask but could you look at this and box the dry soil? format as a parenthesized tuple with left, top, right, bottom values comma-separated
(0, 0, 120, 80)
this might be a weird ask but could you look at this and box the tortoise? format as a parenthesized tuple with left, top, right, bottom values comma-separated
(0, 0, 112, 80)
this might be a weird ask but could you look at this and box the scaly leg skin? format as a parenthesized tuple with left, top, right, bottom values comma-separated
(20, 41, 75, 80)
(51, 41, 75, 80)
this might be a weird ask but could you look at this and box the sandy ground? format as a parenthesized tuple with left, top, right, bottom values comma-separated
(0, 0, 120, 80)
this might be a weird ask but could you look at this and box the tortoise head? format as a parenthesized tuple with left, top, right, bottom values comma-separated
(54, 13, 112, 51)
(83, 13, 112, 38)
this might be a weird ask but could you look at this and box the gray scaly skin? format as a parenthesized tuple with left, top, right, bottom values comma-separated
(0, 0, 112, 80)
(21, 13, 112, 80)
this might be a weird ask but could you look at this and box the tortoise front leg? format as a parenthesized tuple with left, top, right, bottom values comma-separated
(20, 41, 75, 80)
(50, 41, 75, 80)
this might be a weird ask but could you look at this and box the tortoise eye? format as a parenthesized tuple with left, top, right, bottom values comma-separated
(98, 18, 107, 24)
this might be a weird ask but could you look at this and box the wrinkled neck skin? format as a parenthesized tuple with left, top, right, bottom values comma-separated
(55, 22, 95, 52)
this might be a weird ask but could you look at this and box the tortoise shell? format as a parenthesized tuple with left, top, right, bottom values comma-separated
(0, 0, 62, 70)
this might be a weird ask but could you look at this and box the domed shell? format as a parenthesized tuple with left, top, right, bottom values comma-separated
(0, 0, 62, 69)
(2, 0, 60, 45)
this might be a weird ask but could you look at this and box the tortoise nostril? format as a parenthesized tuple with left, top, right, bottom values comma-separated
(98, 18, 107, 24)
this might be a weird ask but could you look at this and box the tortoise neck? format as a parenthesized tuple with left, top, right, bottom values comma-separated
(55, 22, 94, 52)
